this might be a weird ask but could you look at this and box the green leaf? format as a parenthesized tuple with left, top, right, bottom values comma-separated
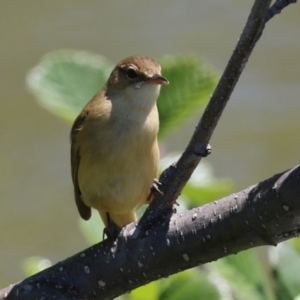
(212, 249, 275, 300)
(183, 180, 233, 207)
(159, 269, 220, 300)
(22, 256, 52, 277)
(27, 50, 113, 123)
(158, 55, 217, 137)
(270, 242, 300, 299)
(129, 281, 160, 300)
(290, 237, 300, 254)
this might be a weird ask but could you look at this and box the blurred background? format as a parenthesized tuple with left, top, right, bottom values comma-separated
(0, 0, 299, 289)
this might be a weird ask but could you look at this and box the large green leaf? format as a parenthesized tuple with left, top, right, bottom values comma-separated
(158, 55, 217, 137)
(27, 50, 217, 138)
(27, 50, 113, 122)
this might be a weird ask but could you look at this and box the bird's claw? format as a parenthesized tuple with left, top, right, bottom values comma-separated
(147, 178, 164, 202)
(152, 178, 164, 195)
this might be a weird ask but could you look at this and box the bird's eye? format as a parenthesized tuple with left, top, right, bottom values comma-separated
(126, 68, 138, 79)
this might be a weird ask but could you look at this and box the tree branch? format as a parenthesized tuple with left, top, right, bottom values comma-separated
(136, 0, 297, 234)
(1, 0, 298, 299)
(2, 165, 300, 299)
(135, 0, 273, 233)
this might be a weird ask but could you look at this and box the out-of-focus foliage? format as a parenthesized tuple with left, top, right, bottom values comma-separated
(22, 256, 52, 277)
(157, 55, 217, 136)
(27, 50, 112, 123)
(270, 243, 300, 299)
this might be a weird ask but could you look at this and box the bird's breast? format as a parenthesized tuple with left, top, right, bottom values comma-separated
(77, 103, 160, 212)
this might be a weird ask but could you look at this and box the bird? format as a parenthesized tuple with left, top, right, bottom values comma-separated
(70, 55, 169, 237)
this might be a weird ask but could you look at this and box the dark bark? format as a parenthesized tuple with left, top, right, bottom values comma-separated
(136, 0, 272, 233)
(0, 0, 297, 299)
(2, 165, 300, 300)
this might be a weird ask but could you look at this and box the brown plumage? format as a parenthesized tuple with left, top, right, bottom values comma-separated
(70, 55, 168, 232)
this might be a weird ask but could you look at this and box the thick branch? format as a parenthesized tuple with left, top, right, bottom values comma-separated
(2, 165, 300, 299)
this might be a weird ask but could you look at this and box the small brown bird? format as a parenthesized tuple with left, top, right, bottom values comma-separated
(70, 55, 169, 236)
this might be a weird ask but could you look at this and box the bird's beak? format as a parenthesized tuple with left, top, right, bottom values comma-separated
(147, 74, 169, 85)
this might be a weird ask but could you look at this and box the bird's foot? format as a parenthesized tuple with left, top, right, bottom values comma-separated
(103, 226, 120, 240)
(147, 178, 164, 202)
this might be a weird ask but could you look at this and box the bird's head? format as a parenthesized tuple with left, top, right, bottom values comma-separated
(106, 56, 169, 110)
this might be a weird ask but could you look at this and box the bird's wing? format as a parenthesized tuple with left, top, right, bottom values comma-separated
(70, 111, 91, 220)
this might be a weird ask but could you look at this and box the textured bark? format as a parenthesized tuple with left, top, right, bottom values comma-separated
(2, 165, 300, 300)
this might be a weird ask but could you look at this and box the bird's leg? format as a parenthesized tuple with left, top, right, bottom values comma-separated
(102, 212, 121, 240)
